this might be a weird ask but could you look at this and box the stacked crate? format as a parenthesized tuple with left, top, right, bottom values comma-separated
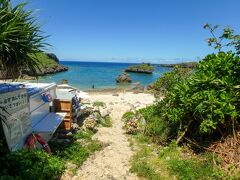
(53, 99, 72, 130)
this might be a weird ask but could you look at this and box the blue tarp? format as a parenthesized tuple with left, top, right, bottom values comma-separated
(0, 84, 22, 94)
(0, 83, 41, 96)
(26, 87, 41, 96)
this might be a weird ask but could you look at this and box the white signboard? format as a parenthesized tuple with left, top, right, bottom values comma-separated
(0, 89, 32, 151)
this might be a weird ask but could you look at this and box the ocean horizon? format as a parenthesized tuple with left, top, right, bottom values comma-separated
(36, 61, 171, 90)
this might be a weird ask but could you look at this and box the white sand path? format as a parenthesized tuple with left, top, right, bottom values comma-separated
(65, 92, 155, 180)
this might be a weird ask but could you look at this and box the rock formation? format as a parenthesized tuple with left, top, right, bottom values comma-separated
(116, 73, 132, 83)
(125, 63, 154, 74)
(22, 53, 68, 76)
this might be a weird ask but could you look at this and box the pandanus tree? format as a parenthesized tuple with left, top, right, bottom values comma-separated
(0, 0, 48, 79)
(0, 0, 48, 153)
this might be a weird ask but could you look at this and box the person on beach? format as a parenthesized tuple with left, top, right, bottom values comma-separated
(92, 84, 95, 89)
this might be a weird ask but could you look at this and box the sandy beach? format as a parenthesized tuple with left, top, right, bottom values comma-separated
(63, 91, 155, 180)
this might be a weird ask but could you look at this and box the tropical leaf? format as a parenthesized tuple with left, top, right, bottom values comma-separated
(0, 0, 49, 79)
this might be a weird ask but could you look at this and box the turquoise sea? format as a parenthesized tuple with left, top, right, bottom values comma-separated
(37, 61, 171, 90)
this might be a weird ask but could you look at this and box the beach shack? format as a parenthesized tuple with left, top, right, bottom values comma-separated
(0, 82, 66, 152)
(25, 83, 66, 141)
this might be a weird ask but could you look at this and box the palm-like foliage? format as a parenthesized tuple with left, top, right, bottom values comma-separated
(0, 105, 10, 154)
(0, 0, 48, 79)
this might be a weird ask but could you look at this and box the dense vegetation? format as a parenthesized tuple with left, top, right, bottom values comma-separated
(0, 0, 48, 79)
(137, 51, 240, 144)
(0, 130, 103, 179)
(21, 52, 68, 77)
(159, 61, 198, 68)
(123, 25, 240, 178)
(124, 51, 240, 178)
(34, 53, 60, 69)
(125, 63, 154, 73)
(150, 66, 192, 97)
(139, 22, 240, 143)
(1, 149, 65, 179)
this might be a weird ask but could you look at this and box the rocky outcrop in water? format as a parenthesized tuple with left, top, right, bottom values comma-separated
(125, 63, 154, 74)
(0, 52, 68, 79)
(116, 73, 132, 83)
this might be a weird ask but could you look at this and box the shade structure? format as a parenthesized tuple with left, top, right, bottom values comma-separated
(57, 84, 90, 99)
(76, 91, 90, 99)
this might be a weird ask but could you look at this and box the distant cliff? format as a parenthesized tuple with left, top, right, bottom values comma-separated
(23, 52, 68, 76)
(125, 63, 154, 74)
(0, 52, 68, 79)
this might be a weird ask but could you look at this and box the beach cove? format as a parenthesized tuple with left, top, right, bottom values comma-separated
(36, 61, 171, 90)
(1, 0, 240, 178)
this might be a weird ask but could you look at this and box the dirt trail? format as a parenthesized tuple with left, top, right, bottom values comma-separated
(69, 92, 155, 180)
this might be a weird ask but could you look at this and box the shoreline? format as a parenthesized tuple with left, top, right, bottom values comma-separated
(0, 80, 151, 94)
(86, 87, 152, 94)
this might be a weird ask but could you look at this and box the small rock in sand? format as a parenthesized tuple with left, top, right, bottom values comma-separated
(112, 93, 119, 96)
(100, 109, 110, 117)
(100, 108, 109, 117)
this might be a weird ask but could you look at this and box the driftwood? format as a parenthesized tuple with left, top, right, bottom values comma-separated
(209, 131, 240, 171)
(184, 131, 240, 175)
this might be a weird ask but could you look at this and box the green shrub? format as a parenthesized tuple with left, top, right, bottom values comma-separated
(104, 115, 112, 127)
(168, 52, 240, 140)
(138, 104, 173, 143)
(122, 111, 135, 122)
(50, 141, 89, 166)
(139, 51, 240, 144)
(1, 149, 64, 180)
(73, 129, 93, 140)
(152, 66, 192, 97)
(96, 114, 112, 127)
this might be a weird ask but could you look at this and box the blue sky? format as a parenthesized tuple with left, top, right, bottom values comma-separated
(22, 0, 240, 62)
